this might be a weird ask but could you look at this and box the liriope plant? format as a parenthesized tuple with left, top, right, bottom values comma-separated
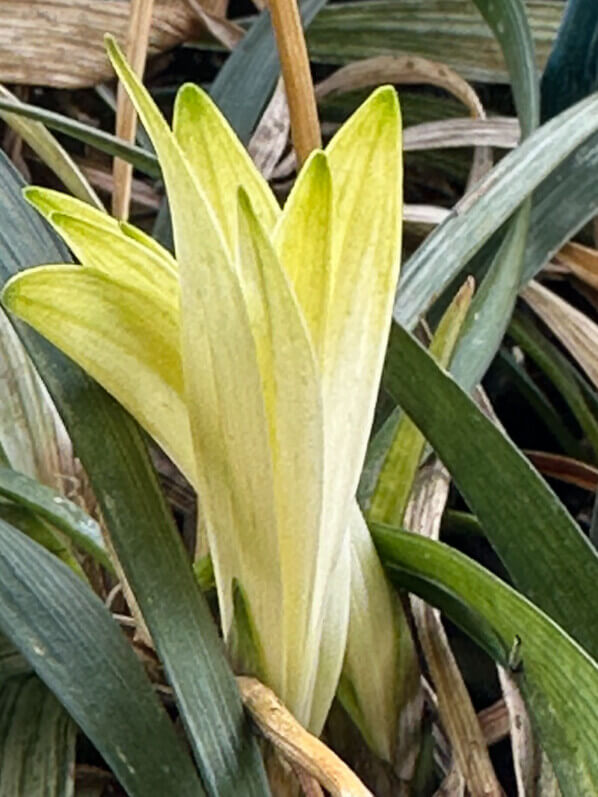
(2, 36, 406, 753)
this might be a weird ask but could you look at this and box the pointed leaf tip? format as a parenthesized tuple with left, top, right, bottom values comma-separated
(299, 148, 329, 178)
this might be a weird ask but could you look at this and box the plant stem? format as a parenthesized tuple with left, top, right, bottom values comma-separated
(268, 0, 321, 165)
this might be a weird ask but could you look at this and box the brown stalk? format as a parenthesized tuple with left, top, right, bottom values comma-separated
(237, 676, 372, 797)
(268, 0, 320, 165)
(405, 463, 503, 797)
(112, 0, 155, 220)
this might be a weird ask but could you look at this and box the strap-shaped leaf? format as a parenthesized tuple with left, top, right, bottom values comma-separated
(307, 533, 351, 735)
(47, 214, 178, 300)
(373, 525, 598, 796)
(339, 505, 410, 760)
(105, 37, 285, 703)
(119, 219, 179, 271)
(24, 187, 118, 231)
(384, 324, 598, 658)
(0, 519, 204, 796)
(0, 150, 269, 797)
(0, 675, 76, 797)
(0, 465, 110, 571)
(237, 191, 326, 723)
(26, 186, 178, 282)
(173, 84, 280, 254)
(274, 150, 332, 360)
(370, 278, 473, 526)
(3, 266, 194, 484)
(321, 86, 402, 577)
(449, 0, 537, 390)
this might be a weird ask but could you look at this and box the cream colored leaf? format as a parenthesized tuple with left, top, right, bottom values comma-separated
(2, 266, 195, 483)
(237, 189, 325, 723)
(307, 533, 351, 735)
(173, 83, 280, 254)
(24, 186, 118, 230)
(274, 149, 332, 359)
(320, 86, 402, 594)
(339, 504, 407, 761)
(119, 220, 179, 272)
(46, 213, 178, 302)
(105, 36, 284, 691)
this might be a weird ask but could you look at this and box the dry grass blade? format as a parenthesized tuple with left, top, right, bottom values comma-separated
(237, 677, 373, 797)
(112, 0, 155, 220)
(315, 55, 484, 115)
(403, 117, 519, 151)
(497, 667, 539, 796)
(0, 86, 102, 207)
(403, 205, 450, 226)
(248, 78, 290, 180)
(187, 0, 244, 49)
(478, 700, 509, 747)
(315, 53, 492, 184)
(0, 0, 204, 88)
(524, 451, 598, 491)
(556, 241, 598, 291)
(404, 461, 502, 797)
(433, 763, 465, 797)
(522, 279, 598, 389)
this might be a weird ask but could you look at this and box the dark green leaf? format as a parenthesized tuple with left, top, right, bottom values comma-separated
(383, 324, 598, 659)
(509, 311, 598, 459)
(0, 520, 203, 796)
(0, 99, 159, 177)
(0, 151, 269, 796)
(0, 465, 110, 571)
(541, 0, 598, 121)
(373, 524, 598, 796)
(0, 675, 76, 797)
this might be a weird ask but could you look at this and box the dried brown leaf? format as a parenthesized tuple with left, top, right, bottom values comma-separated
(403, 117, 519, 152)
(522, 279, 598, 390)
(237, 676, 373, 797)
(556, 241, 598, 291)
(186, 0, 244, 49)
(0, 0, 204, 88)
(524, 451, 598, 492)
(404, 461, 503, 797)
(248, 78, 290, 180)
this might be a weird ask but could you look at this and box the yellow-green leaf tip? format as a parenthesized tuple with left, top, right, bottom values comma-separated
(104, 34, 125, 71)
(1, 273, 23, 312)
(300, 149, 329, 177)
(368, 84, 400, 115)
(175, 82, 210, 107)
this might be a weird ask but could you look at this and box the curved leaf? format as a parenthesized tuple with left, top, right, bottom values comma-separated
(0, 519, 204, 797)
(0, 675, 76, 797)
(0, 149, 269, 796)
(394, 92, 598, 332)
(373, 524, 598, 796)
(3, 266, 193, 486)
(0, 465, 110, 571)
(383, 323, 598, 659)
